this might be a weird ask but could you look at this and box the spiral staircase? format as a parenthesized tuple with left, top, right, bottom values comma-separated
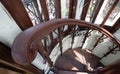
(0, 0, 120, 74)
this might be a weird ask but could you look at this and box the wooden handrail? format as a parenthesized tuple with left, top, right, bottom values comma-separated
(97, 61, 120, 74)
(12, 19, 120, 66)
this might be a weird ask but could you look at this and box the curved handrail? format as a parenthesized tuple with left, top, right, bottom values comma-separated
(12, 19, 120, 65)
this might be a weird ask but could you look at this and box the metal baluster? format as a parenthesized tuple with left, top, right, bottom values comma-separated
(80, 29, 90, 48)
(91, 34, 104, 51)
(58, 28, 63, 56)
(38, 41, 53, 67)
(43, 37, 48, 52)
(71, 25, 76, 48)
(100, 45, 118, 59)
(49, 33, 54, 44)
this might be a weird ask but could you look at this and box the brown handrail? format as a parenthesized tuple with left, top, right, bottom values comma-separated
(12, 19, 120, 65)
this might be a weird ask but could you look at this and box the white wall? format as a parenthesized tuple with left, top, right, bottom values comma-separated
(0, 3, 22, 47)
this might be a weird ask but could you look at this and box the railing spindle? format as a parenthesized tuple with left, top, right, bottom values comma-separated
(38, 41, 53, 67)
(71, 25, 76, 48)
(58, 28, 63, 55)
(43, 37, 48, 52)
(80, 29, 90, 48)
(91, 34, 104, 51)
(100, 45, 118, 59)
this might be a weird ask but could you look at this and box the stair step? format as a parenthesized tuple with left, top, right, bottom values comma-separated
(55, 48, 103, 72)
(57, 70, 95, 74)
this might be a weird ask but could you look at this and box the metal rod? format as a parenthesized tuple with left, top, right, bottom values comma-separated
(91, 34, 104, 51)
(71, 25, 76, 48)
(58, 28, 63, 56)
(80, 29, 90, 48)
(38, 41, 53, 67)
(100, 45, 118, 59)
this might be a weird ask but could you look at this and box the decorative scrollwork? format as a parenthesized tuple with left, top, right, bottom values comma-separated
(22, 0, 43, 25)
(46, 0, 56, 19)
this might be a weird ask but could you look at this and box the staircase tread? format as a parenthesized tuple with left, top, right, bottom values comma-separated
(55, 48, 103, 72)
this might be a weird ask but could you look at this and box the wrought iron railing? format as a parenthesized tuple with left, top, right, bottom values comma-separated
(12, 19, 120, 73)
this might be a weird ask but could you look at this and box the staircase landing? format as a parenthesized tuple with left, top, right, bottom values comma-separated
(55, 48, 103, 73)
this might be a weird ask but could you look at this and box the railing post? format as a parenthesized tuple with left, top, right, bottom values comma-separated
(80, 0, 91, 20)
(1, 0, 33, 30)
